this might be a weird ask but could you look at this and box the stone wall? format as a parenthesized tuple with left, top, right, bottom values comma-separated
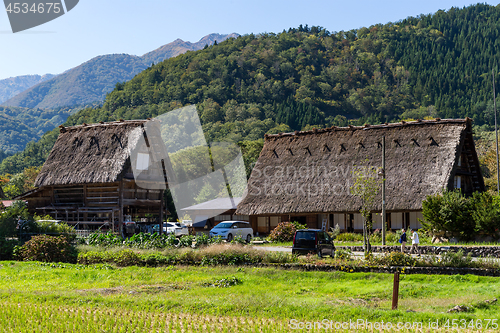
(337, 245, 500, 258)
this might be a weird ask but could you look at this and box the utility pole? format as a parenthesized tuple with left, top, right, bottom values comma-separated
(494, 69, 500, 195)
(382, 136, 386, 245)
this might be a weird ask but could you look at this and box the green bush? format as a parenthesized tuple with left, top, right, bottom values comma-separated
(87, 232, 122, 247)
(113, 249, 141, 267)
(0, 201, 36, 237)
(439, 250, 473, 268)
(35, 220, 76, 241)
(371, 251, 416, 267)
(19, 235, 77, 263)
(263, 251, 298, 263)
(334, 248, 352, 261)
(230, 235, 246, 245)
(335, 232, 364, 242)
(0, 238, 19, 260)
(470, 191, 500, 237)
(268, 222, 297, 242)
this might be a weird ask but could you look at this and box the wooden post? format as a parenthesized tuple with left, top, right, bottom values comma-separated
(392, 272, 400, 310)
(119, 181, 124, 237)
(159, 190, 164, 235)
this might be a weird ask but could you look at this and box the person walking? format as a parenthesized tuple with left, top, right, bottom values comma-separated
(410, 229, 420, 255)
(399, 229, 407, 253)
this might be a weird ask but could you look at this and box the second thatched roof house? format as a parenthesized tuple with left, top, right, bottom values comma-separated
(236, 118, 484, 234)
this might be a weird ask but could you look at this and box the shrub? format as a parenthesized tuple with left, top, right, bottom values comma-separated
(334, 248, 352, 261)
(202, 276, 242, 288)
(113, 249, 141, 267)
(87, 232, 122, 247)
(19, 235, 77, 263)
(263, 251, 298, 263)
(35, 220, 76, 241)
(0, 238, 19, 260)
(0, 201, 35, 238)
(230, 235, 246, 245)
(439, 250, 473, 268)
(335, 232, 364, 242)
(371, 251, 416, 267)
(268, 222, 297, 242)
(470, 191, 500, 236)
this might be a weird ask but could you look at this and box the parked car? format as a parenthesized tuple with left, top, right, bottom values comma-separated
(209, 221, 253, 242)
(163, 222, 189, 237)
(292, 229, 335, 258)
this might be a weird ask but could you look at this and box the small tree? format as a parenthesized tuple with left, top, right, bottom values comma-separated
(350, 165, 381, 257)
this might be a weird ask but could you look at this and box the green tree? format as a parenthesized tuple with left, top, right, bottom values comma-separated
(350, 164, 381, 257)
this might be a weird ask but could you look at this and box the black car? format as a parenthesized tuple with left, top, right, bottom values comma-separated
(292, 229, 335, 258)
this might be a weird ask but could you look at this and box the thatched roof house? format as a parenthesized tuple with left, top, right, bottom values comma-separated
(236, 118, 484, 234)
(18, 120, 166, 234)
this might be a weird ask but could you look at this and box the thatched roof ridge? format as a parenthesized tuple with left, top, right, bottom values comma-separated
(264, 118, 470, 139)
(35, 120, 150, 187)
(237, 118, 480, 216)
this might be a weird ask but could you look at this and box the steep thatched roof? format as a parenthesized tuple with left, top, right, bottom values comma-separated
(236, 119, 483, 215)
(35, 120, 148, 187)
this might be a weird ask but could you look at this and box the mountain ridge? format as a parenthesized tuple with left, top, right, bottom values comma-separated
(2, 33, 238, 110)
(0, 74, 55, 104)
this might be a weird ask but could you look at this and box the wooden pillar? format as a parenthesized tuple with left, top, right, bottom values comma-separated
(119, 181, 124, 236)
(159, 190, 164, 235)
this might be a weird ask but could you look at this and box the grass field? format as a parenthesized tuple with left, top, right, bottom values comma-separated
(0, 261, 499, 332)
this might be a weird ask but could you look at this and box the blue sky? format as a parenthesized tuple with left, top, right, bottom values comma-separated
(1, 1, 500, 81)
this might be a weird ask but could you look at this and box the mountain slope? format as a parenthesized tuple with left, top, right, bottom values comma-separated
(0, 106, 76, 154)
(0, 74, 55, 103)
(2, 54, 148, 109)
(2, 33, 238, 110)
(141, 33, 239, 65)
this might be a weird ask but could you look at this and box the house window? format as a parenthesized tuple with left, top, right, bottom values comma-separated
(233, 215, 249, 221)
(136, 153, 150, 170)
(454, 175, 462, 189)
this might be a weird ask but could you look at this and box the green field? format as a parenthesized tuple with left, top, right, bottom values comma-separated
(0, 261, 499, 332)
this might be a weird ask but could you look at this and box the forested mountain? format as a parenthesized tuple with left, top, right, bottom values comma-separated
(2, 33, 238, 110)
(0, 105, 80, 154)
(0, 74, 55, 104)
(0, 150, 11, 164)
(3, 4, 500, 176)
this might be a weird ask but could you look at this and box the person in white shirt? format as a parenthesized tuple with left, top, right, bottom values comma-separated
(410, 229, 420, 255)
